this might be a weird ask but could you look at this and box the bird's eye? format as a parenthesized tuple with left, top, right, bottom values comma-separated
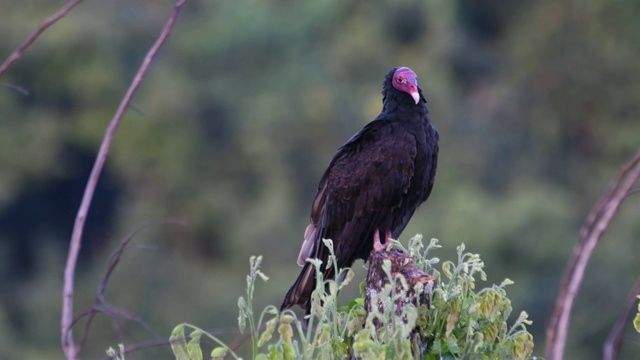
(397, 77, 407, 84)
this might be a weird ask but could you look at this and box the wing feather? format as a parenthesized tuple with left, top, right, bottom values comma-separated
(301, 120, 418, 273)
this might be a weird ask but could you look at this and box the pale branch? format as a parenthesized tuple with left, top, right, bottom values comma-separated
(0, 0, 83, 78)
(603, 278, 640, 360)
(60, 1, 189, 359)
(545, 149, 640, 360)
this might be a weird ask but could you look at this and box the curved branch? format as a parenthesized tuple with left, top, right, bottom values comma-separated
(60, 1, 189, 359)
(545, 149, 640, 360)
(0, 0, 83, 78)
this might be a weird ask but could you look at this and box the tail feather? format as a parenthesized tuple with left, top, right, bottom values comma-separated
(280, 263, 316, 312)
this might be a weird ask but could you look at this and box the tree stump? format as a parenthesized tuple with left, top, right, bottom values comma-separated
(364, 248, 434, 352)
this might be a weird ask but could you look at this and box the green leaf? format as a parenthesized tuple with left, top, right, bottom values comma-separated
(170, 325, 190, 360)
(268, 344, 284, 360)
(258, 317, 278, 347)
(442, 261, 453, 279)
(338, 268, 354, 290)
(512, 331, 534, 359)
(282, 342, 296, 360)
(211, 347, 227, 360)
(635, 296, 640, 333)
(445, 336, 462, 355)
(500, 278, 515, 287)
(430, 339, 444, 354)
(278, 318, 294, 343)
(105, 344, 125, 360)
(237, 297, 247, 333)
(187, 330, 203, 360)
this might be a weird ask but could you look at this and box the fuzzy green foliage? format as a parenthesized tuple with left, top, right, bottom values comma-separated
(169, 235, 536, 359)
(634, 295, 640, 334)
(105, 344, 126, 360)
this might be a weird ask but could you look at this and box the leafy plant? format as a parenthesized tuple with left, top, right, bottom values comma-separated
(634, 295, 640, 334)
(105, 344, 126, 360)
(169, 235, 537, 359)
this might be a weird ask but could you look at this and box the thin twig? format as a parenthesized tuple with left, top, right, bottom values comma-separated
(604, 278, 640, 360)
(102, 338, 177, 360)
(128, 102, 146, 116)
(106, 303, 167, 349)
(545, 149, 640, 360)
(60, 1, 189, 359)
(229, 324, 265, 353)
(75, 218, 186, 354)
(0, 82, 30, 95)
(0, 0, 83, 78)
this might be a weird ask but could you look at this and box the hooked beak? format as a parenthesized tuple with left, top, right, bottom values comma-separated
(409, 85, 420, 104)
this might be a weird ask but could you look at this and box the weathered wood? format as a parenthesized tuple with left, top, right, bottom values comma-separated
(364, 249, 434, 352)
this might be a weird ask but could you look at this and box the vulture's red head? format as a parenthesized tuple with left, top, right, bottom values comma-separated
(392, 67, 420, 105)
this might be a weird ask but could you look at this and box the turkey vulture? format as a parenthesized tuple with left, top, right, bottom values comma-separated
(281, 66, 439, 312)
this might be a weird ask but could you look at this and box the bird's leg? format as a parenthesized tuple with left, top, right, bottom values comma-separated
(373, 229, 393, 252)
(373, 229, 384, 251)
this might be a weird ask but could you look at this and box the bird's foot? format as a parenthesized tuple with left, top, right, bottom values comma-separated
(373, 229, 393, 252)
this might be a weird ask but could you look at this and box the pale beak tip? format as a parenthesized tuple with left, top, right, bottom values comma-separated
(411, 91, 420, 104)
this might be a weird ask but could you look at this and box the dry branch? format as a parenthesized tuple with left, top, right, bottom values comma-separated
(0, 0, 83, 78)
(60, 1, 189, 359)
(545, 149, 640, 360)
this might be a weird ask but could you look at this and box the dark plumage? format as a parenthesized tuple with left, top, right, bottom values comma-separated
(281, 67, 439, 312)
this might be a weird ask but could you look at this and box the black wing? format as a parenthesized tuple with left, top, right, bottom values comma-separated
(282, 119, 420, 310)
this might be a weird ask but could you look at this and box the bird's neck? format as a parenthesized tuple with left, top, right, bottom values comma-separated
(383, 98, 429, 120)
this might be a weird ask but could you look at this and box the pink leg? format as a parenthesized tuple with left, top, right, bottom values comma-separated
(373, 229, 393, 251)
(373, 229, 384, 251)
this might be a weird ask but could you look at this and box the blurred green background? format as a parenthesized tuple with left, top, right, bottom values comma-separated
(1, 0, 639, 359)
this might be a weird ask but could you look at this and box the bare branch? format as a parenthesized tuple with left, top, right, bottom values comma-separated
(604, 278, 640, 360)
(0, 82, 30, 95)
(545, 149, 640, 360)
(60, 1, 189, 359)
(0, 0, 83, 78)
